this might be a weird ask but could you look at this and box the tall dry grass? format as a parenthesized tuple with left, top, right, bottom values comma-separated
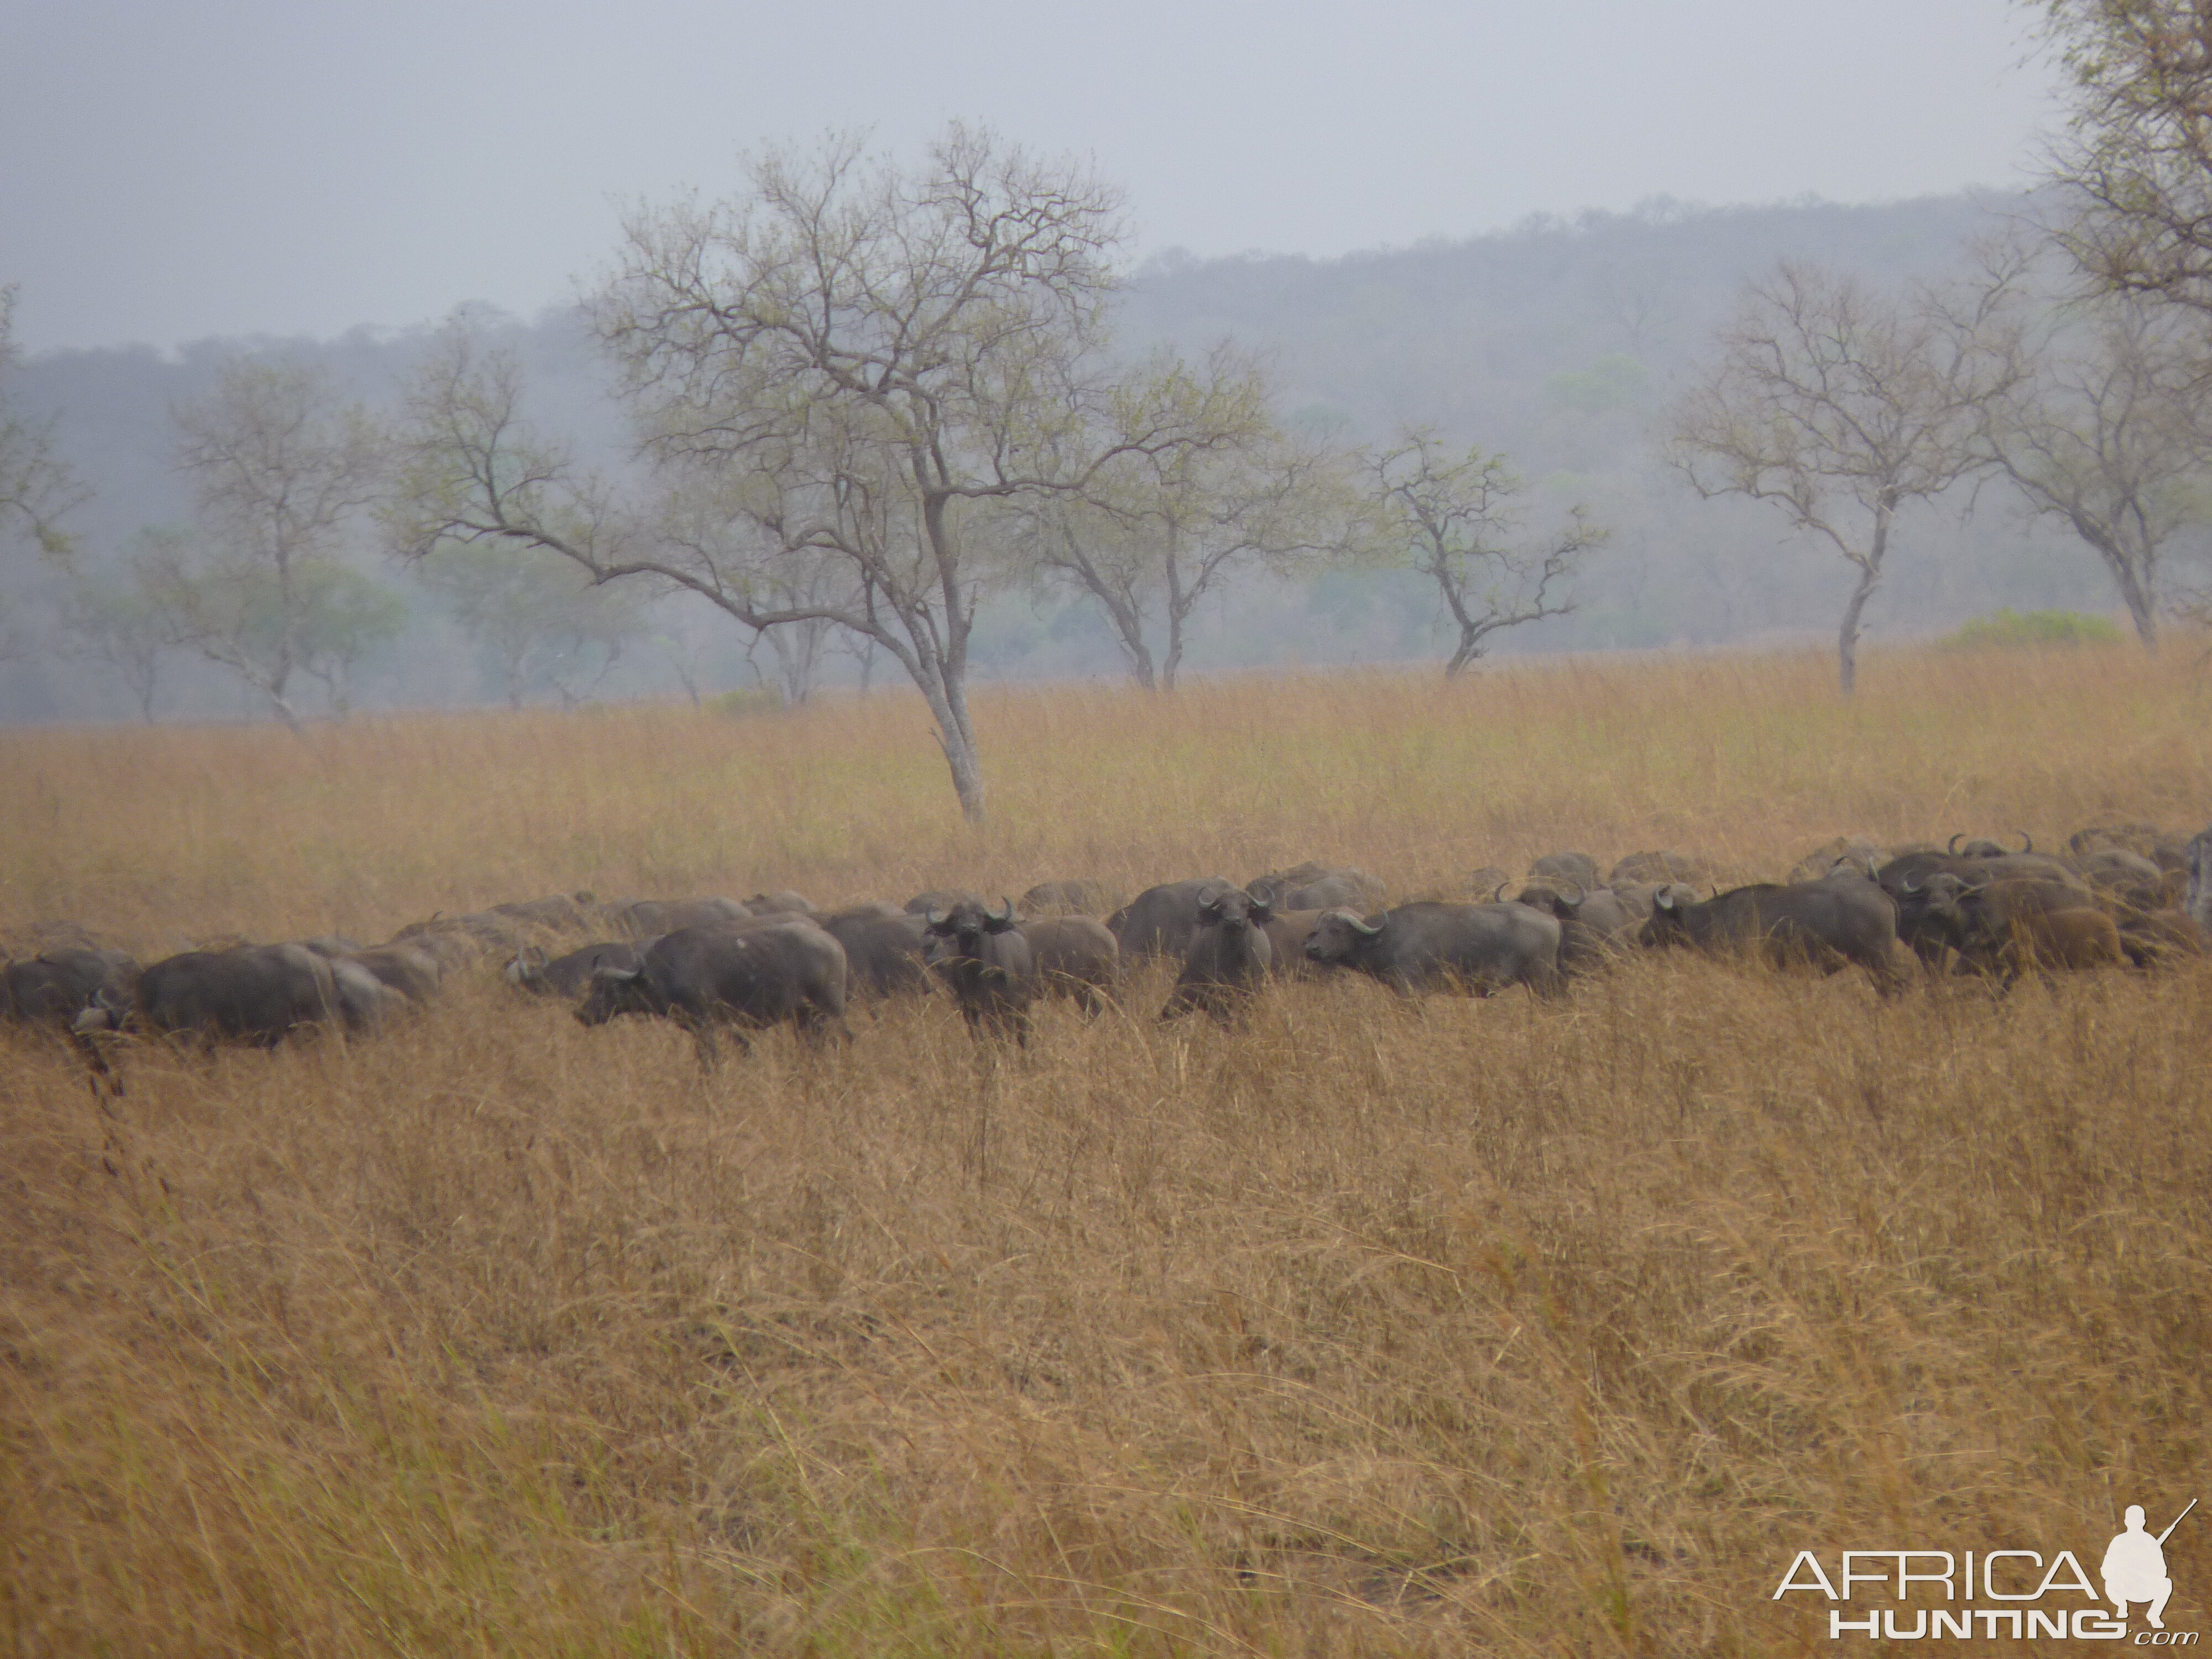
(4, 641, 2211, 1655)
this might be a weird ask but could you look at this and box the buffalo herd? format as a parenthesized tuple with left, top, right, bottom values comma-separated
(13, 826, 2212, 1078)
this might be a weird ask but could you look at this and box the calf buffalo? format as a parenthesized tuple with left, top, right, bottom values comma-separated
(924, 899, 1037, 1044)
(1305, 901, 1562, 997)
(1160, 889, 1273, 1023)
(575, 923, 849, 1063)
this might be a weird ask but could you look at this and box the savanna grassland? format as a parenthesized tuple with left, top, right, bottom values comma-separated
(5, 644, 2211, 1657)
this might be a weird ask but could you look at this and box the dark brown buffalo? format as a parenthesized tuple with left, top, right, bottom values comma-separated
(1019, 879, 1123, 917)
(1160, 889, 1273, 1023)
(1109, 878, 1238, 959)
(3, 949, 139, 1027)
(76, 943, 342, 1047)
(507, 941, 645, 998)
(924, 899, 1037, 1044)
(1645, 878, 1909, 994)
(575, 922, 849, 1065)
(1306, 901, 1563, 997)
(1024, 917, 1119, 1015)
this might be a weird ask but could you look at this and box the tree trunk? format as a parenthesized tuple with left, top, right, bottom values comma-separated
(1836, 563, 1880, 696)
(1443, 632, 1481, 679)
(2108, 551, 2159, 652)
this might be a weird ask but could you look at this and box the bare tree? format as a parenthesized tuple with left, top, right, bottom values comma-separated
(1668, 261, 2023, 695)
(162, 357, 389, 728)
(1981, 289, 2212, 650)
(414, 538, 643, 708)
(1368, 428, 1604, 678)
(0, 286, 85, 655)
(59, 559, 169, 721)
(395, 127, 1236, 821)
(2037, 0, 2212, 316)
(1026, 348, 1361, 690)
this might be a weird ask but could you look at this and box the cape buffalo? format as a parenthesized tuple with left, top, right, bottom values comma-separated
(1109, 878, 1238, 959)
(1528, 852, 1600, 890)
(607, 897, 754, 937)
(1247, 866, 1386, 912)
(491, 893, 601, 931)
(575, 922, 849, 1065)
(834, 914, 933, 1001)
(924, 899, 1037, 1044)
(1261, 909, 1326, 979)
(76, 943, 342, 1047)
(507, 941, 645, 998)
(1160, 889, 1272, 1023)
(1305, 901, 1563, 997)
(1019, 879, 1122, 917)
(1645, 878, 1908, 994)
(906, 889, 983, 916)
(745, 890, 817, 916)
(1024, 916, 1119, 1015)
(1513, 883, 1638, 975)
(3, 949, 138, 1027)
(1609, 850, 1708, 886)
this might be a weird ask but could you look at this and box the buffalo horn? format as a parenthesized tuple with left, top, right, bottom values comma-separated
(993, 898, 1015, 925)
(1948, 833, 1964, 854)
(1493, 881, 1509, 902)
(1348, 911, 1386, 936)
(926, 907, 948, 928)
(1562, 880, 1585, 907)
(2017, 831, 2034, 854)
(1901, 873, 1923, 894)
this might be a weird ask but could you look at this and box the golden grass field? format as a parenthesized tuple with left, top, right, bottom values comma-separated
(5, 641, 2212, 1656)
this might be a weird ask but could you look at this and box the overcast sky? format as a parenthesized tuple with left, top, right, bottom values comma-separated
(1, 0, 2062, 354)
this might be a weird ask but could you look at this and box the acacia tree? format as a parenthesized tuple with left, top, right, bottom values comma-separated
(414, 538, 644, 708)
(0, 286, 84, 653)
(1981, 291, 2212, 649)
(1025, 349, 1361, 690)
(396, 126, 1236, 822)
(159, 357, 390, 728)
(1368, 427, 1604, 678)
(2037, 0, 2212, 315)
(1668, 261, 2023, 695)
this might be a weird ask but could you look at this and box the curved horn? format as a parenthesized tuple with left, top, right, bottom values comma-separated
(1901, 873, 1923, 894)
(1493, 881, 1509, 902)
(1948, 833, 1964, 854)
(926, 907, 948, 928)
(2017, 831, 2034, 854)
(1347, 910, 1386, 936)
(1562, 880, 1586, 907)
(1655, 888, 1676, 911)
(993, 898, 1016, 925)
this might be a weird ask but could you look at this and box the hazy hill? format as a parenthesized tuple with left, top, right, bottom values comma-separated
(1, 189, 2133, 722)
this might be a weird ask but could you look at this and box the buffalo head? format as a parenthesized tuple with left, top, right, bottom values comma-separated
(1303, 907, 1386, 966)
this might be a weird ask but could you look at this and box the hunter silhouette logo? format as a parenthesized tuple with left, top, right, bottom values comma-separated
(1773, 1497, 2199, 1641)
(2107, 1501, 2195, 1632)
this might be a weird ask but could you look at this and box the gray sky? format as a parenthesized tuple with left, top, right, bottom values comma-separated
(1, 0, 2062, 353)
